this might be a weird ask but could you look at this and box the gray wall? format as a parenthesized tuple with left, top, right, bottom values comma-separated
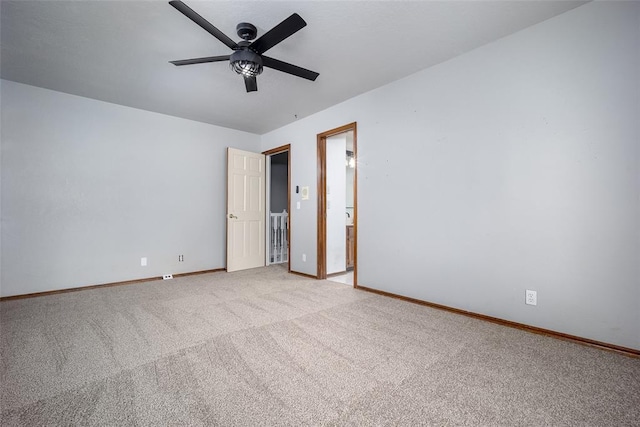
(1, 80, 260, 297)
(262, 2, 640, 350)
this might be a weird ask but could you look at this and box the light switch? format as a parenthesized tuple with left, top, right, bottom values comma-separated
(296, 201, 301, 210)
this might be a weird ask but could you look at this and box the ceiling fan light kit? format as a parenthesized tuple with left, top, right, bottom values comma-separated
(168, 0, 319, 93)
(230, 49, 263, 77)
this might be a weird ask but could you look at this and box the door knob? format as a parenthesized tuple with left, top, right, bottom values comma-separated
(229, 213, 238, 219)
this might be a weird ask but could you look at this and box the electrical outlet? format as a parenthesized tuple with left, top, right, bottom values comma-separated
(178, 255, 184, 262)
(141, 257, 147, 267)
(302, 254, 306, 262)
(163, 274, 173, 280)
(526, 290, 537, 306)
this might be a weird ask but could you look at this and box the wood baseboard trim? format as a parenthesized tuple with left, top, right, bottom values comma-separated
(0, 268, 226, 301)
(355, 284, 640, 358)
(174, 268, 225, 278)
(290, 270, 317, 279)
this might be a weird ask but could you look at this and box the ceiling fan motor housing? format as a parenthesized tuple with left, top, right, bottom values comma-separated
(236, 22, 257, 40)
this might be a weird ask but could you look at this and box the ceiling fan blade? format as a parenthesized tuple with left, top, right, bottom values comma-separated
(249, 13, 306, 54)
(170, 55, 230, 66)
(244, 76, 258, 92)
(169, 1, 238, 50)
(262, 56, 319, 81)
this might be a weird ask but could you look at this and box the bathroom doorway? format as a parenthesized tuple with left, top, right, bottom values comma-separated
(317, 123, 357, 287)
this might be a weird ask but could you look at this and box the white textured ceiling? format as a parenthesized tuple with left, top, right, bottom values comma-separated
(1, 1, 587, 134)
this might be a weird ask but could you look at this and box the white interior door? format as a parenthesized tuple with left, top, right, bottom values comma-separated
(227, 147, 265, 272)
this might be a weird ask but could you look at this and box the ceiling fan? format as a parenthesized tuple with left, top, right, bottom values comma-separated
(168, 0, 319, 92)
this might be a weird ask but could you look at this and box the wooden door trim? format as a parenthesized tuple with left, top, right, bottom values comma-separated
(263, 145, 290, 156)
(317, 137, 326, 279)
(317, 122, 357, 286)
(263, 144, 291, 273)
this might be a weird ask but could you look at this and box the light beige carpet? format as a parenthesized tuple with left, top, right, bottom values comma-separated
(1, 265, 639, 425)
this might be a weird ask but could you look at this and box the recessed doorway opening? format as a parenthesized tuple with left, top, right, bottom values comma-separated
(264, 145, 291, 272)
(317, 123, 357, 287)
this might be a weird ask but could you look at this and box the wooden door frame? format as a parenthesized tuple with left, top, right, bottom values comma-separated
(317, 122, 357, 286)
(263, 144, 291, 273)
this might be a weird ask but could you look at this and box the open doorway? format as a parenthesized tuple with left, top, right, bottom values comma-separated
(317, 123, 357, 286)
(264, 145, 291, 271)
